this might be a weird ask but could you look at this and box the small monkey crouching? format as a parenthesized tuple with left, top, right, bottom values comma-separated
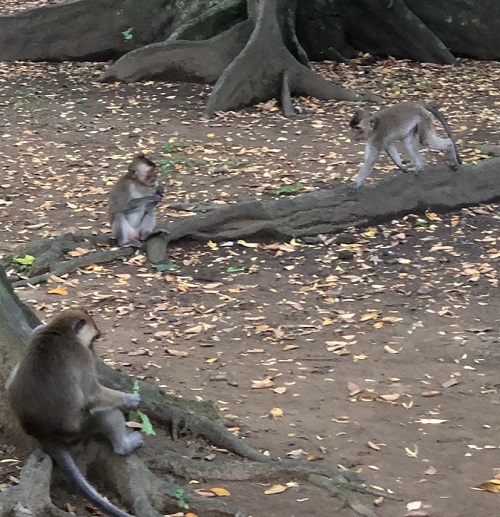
(7, 308, 143, 517)
(108, 154, 164, 248)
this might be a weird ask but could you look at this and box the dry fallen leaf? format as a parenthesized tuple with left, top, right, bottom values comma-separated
(268, 407, 283, 418)
(442, 378, 459, 388)
(252, 378, 275, 389)
(379, 393, 400, 402)
(476, 480, 500, 493)
(421, 391, 441, 397)
(417, 419, 448, 424)
(164, 348, 189, 357)
(264, 484, 287, 495)
(272, 387, 287, 395)
(48, 287, 68, 295)
(193, 489, 216, 497)
(347, 381, 362, 396)
(210, 487, 230, 497)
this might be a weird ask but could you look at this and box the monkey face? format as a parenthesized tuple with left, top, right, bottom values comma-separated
(351, 124, 366, 141)
(70, 309, 101, 349)
(135, 162, 157, 187)
(349, 110, 368, 141)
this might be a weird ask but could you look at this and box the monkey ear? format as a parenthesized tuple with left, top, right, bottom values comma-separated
(74, 319, 86, 334)
(349, 110, 363, 127)
(369, 117, 380, 131)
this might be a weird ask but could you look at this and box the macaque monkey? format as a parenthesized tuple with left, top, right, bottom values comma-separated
(7, 308, 143, 517)
(108, 154, 164, 247)
(349, 102, 462, 189)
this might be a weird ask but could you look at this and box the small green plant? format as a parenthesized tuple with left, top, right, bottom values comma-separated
(12, 255, 35, 266)
(11, 255, 35, 273)
(12, 86, 44, 110)
(268, 184, 305, 197)
(163, 138, 187, 153)
(129, 380, 156, 435)
(122, 27, 134, 41)
(169, 488, 191, 510)
(413, 77, 434, 90)
(73, 67, 92, 83)
(153, 263, 178, 272)
(227, 266, 247, 274)
(226, 157, 248, 169)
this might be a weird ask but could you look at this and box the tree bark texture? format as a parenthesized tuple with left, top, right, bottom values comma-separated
(3, 0, 500, 65)
(405, 0, 500, 60)
(0, 0, 177, 61)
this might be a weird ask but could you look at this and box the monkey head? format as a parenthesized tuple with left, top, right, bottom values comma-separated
(349, 110, 379, 141)
(50, 308, 101, 350)
(128, 154, 157, 187)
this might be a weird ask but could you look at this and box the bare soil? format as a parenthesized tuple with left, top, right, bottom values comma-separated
(1, 5, 500, 517)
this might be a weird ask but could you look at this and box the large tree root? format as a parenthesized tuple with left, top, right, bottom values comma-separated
(1, 233, 134, 287)
(100, 20, 253, 84)
(0, 363, 386, 517)
(337, 0, 455, 64)
(3, 159, 500, 281)
(0, 0, 176, 62)
(0, 422, 384, 517)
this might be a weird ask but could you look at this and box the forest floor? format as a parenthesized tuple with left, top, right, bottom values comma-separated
(1, 3, 500, 517)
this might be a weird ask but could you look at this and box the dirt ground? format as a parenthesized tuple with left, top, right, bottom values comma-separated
(1, 4, 500, 517)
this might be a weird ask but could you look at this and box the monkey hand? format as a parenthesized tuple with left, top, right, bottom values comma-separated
(154, 185, 165, 198)
(348, 180, 362, 192)
(122, 392, 141, 409)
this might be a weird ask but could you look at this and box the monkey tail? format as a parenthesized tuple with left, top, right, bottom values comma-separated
(43, 444, 133, 517)
(425, 104, 462, 165)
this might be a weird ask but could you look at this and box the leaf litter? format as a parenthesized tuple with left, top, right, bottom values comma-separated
(0, 15, 499, 516)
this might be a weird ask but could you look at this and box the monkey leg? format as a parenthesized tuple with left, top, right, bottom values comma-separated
(419, 123, 460, 168)
(428, 133, 460, 169)
(402, 134, 425, 172)
(92, 409, 144, 456)
(112, 218, 142, 248)
(138, 210, 156, 240)
(385, 144, 408, 173)
(349, 144, 378, 189)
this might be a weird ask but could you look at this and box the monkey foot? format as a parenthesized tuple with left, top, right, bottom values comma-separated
(121, 239, 143, 248)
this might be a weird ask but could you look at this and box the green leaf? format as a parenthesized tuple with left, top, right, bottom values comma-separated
(153, 263, 178, 272)
(269, 183, 304, 197)
(137, 411, 156, 435)
(122, 27, 134, 40)
(132, 380, 140, 394)
(227, 266, 247, 273)
(12, 255, 35, 266)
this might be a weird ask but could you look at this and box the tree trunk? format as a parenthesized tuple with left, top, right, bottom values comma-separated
(405, 0, 500, 60)
(337, 0, 455, 64)
(2, 0, 500, 66)
(0, 0, 178, 62)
